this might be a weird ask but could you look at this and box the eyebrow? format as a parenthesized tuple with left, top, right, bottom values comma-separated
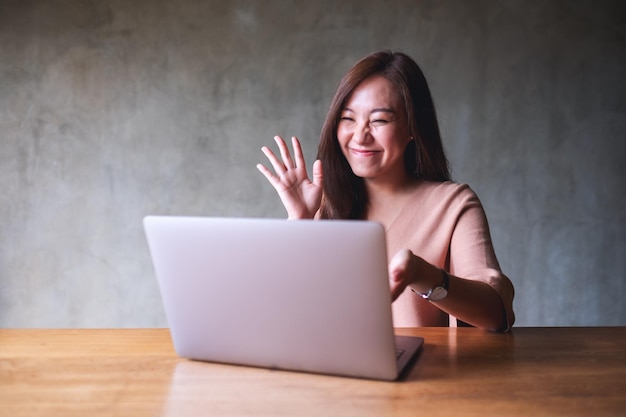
(342, 107, 396, 114)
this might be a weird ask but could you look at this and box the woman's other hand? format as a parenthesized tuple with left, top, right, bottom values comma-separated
(257, 136, 323, 219)
(389, 249, 442, 302)
(388, 249, 419, 301)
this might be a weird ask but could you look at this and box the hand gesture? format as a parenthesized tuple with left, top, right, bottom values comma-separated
(388, 249, 419, 301)
(257, 136, 323, 219)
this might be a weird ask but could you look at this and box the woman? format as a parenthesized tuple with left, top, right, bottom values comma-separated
(257, 51, 515, 332)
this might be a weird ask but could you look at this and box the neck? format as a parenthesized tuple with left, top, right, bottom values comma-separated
(363, 175, 420, 223)
(364, 174, 418, 202)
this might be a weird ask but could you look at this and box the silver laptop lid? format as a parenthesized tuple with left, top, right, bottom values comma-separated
(144, 216, 400, 380)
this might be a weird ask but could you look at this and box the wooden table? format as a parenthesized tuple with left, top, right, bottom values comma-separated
(1, 327, 624, 417)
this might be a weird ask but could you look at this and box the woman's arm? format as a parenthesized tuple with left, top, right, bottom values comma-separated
(389, 250, 509, 331)
(388, 185, 515, 332)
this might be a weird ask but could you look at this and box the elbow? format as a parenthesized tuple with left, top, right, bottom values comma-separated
(484, 309, 514, 333)
(460, 305, 513, 333)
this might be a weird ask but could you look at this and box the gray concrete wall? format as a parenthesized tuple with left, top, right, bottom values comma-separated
(1, 0, 624, 327)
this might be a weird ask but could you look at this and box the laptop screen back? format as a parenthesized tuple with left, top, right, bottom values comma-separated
(144, 216, 402, 380)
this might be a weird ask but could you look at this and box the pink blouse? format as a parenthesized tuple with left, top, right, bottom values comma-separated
(386, 180, 515, 330)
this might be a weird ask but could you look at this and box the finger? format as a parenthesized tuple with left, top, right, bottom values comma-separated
(261, 145, 287, 175)
(274, 136, 295, 169)
(312, 159, 323, 186)
(256, 163, 280, 186)
(291, 136, 307, 170)
(388, 266, 406, 293)
(389, 279, 406, 302)
(388, 250, 408, 278)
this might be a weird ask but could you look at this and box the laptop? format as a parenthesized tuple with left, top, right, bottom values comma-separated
(143, 216, 423, 381)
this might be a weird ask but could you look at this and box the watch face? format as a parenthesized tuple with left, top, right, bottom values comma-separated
(428, 287, 448, 301)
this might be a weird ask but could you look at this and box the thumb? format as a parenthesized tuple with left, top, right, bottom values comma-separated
(312, 159, 323, 187)
(389, 249, 411, 272)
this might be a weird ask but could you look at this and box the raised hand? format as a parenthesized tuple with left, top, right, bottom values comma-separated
(257, 136, 323, 219)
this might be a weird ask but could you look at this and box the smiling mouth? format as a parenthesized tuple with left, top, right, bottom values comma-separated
(350, 148, 380, 156)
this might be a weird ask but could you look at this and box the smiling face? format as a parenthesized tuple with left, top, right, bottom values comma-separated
(337, 75, 413, 186)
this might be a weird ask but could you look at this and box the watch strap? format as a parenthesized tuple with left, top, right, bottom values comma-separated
(413, 269, 449, 300)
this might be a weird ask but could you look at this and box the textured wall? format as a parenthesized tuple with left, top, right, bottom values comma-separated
(1, 0, 624, 327)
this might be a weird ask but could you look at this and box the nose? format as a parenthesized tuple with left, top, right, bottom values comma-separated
(352, 121, 372, 145)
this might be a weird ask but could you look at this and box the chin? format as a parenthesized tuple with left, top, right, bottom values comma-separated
(351, 170, 377, 179)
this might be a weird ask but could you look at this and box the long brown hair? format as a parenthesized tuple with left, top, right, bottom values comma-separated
(317, 51, 450, 219)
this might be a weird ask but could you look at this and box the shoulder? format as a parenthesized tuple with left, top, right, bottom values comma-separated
(414, 180, 481, 205)
(410, 181, 488, 225)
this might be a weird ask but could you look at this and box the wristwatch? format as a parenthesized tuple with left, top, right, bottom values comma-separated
(413, 270, 450, 301)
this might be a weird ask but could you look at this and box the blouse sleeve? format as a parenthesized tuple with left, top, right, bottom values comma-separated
(448, 185, 515, 331)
